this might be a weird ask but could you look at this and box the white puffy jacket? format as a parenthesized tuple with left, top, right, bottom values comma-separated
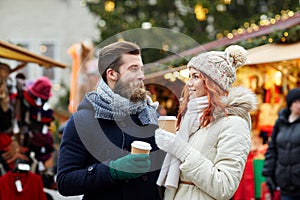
(165, 87, 257, 200)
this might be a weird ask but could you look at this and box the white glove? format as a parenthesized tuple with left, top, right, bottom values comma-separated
(155, 128, 192, 162)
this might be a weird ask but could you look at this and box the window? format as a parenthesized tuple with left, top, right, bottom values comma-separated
(40, 43, 55, 80)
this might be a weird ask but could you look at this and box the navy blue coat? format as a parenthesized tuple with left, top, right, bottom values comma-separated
(57, 97, 165, 200)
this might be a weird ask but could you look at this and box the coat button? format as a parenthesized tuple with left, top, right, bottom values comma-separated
(88, 166, 94, 172)
(123, 147, 130, 152)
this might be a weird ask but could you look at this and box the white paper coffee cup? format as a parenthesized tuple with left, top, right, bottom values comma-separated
(131, 141, 152, 154)
(158, 116, 177, 134)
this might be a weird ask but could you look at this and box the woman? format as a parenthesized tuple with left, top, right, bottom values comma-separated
(262, 88, 300, 200)
(155, 45, 258, 200)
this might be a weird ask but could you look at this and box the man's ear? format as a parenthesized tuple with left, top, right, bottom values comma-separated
(106, 68, 118, 81)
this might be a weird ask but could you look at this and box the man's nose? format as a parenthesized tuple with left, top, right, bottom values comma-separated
(137, 70, 145, 80)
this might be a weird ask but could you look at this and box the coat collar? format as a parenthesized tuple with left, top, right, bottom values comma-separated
(213, 86, 258, 129)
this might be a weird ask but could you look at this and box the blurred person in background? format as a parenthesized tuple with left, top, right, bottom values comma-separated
(262, 88, 300, 200)
(0, 63, 28, 174)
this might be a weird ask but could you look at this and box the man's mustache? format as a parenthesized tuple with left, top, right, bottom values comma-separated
(129, 80, 144, 88)
(129, 87, 149, 103)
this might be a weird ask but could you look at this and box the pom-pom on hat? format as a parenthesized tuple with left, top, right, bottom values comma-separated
(187, 45, 247, 91)
(286, 88, 300, 109)
(28, 76, 52, 100)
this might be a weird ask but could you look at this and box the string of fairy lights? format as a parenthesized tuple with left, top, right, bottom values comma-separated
(163, 8, 300, 83)
(216, 10, 298, 45)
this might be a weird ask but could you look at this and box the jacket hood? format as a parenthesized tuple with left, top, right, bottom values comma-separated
(214, 86, 258, 129)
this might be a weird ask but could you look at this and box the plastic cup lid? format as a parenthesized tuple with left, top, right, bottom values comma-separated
(158, 116, 177, 121)
(131, 141, 152, 150)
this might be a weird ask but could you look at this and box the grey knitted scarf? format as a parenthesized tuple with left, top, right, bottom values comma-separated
(86, 79, 158, 125)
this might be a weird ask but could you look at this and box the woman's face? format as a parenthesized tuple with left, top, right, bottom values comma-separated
(290, 99, 300, 116)
(186, 67, 206, 99)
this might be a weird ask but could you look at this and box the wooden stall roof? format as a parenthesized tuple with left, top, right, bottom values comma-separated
(247, 41, 300, 65)
(0, 40, 67, 69)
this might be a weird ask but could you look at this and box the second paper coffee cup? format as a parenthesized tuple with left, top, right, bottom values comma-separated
(158, 116, 177, 134)
(131, 141, 152, 154)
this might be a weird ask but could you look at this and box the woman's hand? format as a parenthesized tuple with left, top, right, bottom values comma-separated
(155, 129, 192, 162)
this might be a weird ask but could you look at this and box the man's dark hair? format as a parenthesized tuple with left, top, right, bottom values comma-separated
(98, 41, 140, 83)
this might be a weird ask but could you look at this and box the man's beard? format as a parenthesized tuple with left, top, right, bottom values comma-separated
(114, 79, 149, 103)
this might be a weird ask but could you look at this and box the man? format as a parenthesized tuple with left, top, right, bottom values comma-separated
(57, 41, 165, 199)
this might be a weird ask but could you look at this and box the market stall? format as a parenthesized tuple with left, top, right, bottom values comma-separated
(237, 41, 300, 140)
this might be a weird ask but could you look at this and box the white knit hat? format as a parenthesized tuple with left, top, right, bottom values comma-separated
(187, 45, 247, 91)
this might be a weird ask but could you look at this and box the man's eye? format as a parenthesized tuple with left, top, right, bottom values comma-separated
(129, 67, 140, 72)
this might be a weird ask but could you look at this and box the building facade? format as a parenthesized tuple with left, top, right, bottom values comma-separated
(0, 0, 98, 104)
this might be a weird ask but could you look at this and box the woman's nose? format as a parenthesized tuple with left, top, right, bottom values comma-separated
(187, 78, 193, 86)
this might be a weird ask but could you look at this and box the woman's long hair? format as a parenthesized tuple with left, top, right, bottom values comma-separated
(176, 72, 227, 129)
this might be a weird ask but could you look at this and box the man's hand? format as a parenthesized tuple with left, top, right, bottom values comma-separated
(109, 154, 151, 180)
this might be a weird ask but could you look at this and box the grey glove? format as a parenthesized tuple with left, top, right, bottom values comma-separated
(155, 128, 192, 162)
